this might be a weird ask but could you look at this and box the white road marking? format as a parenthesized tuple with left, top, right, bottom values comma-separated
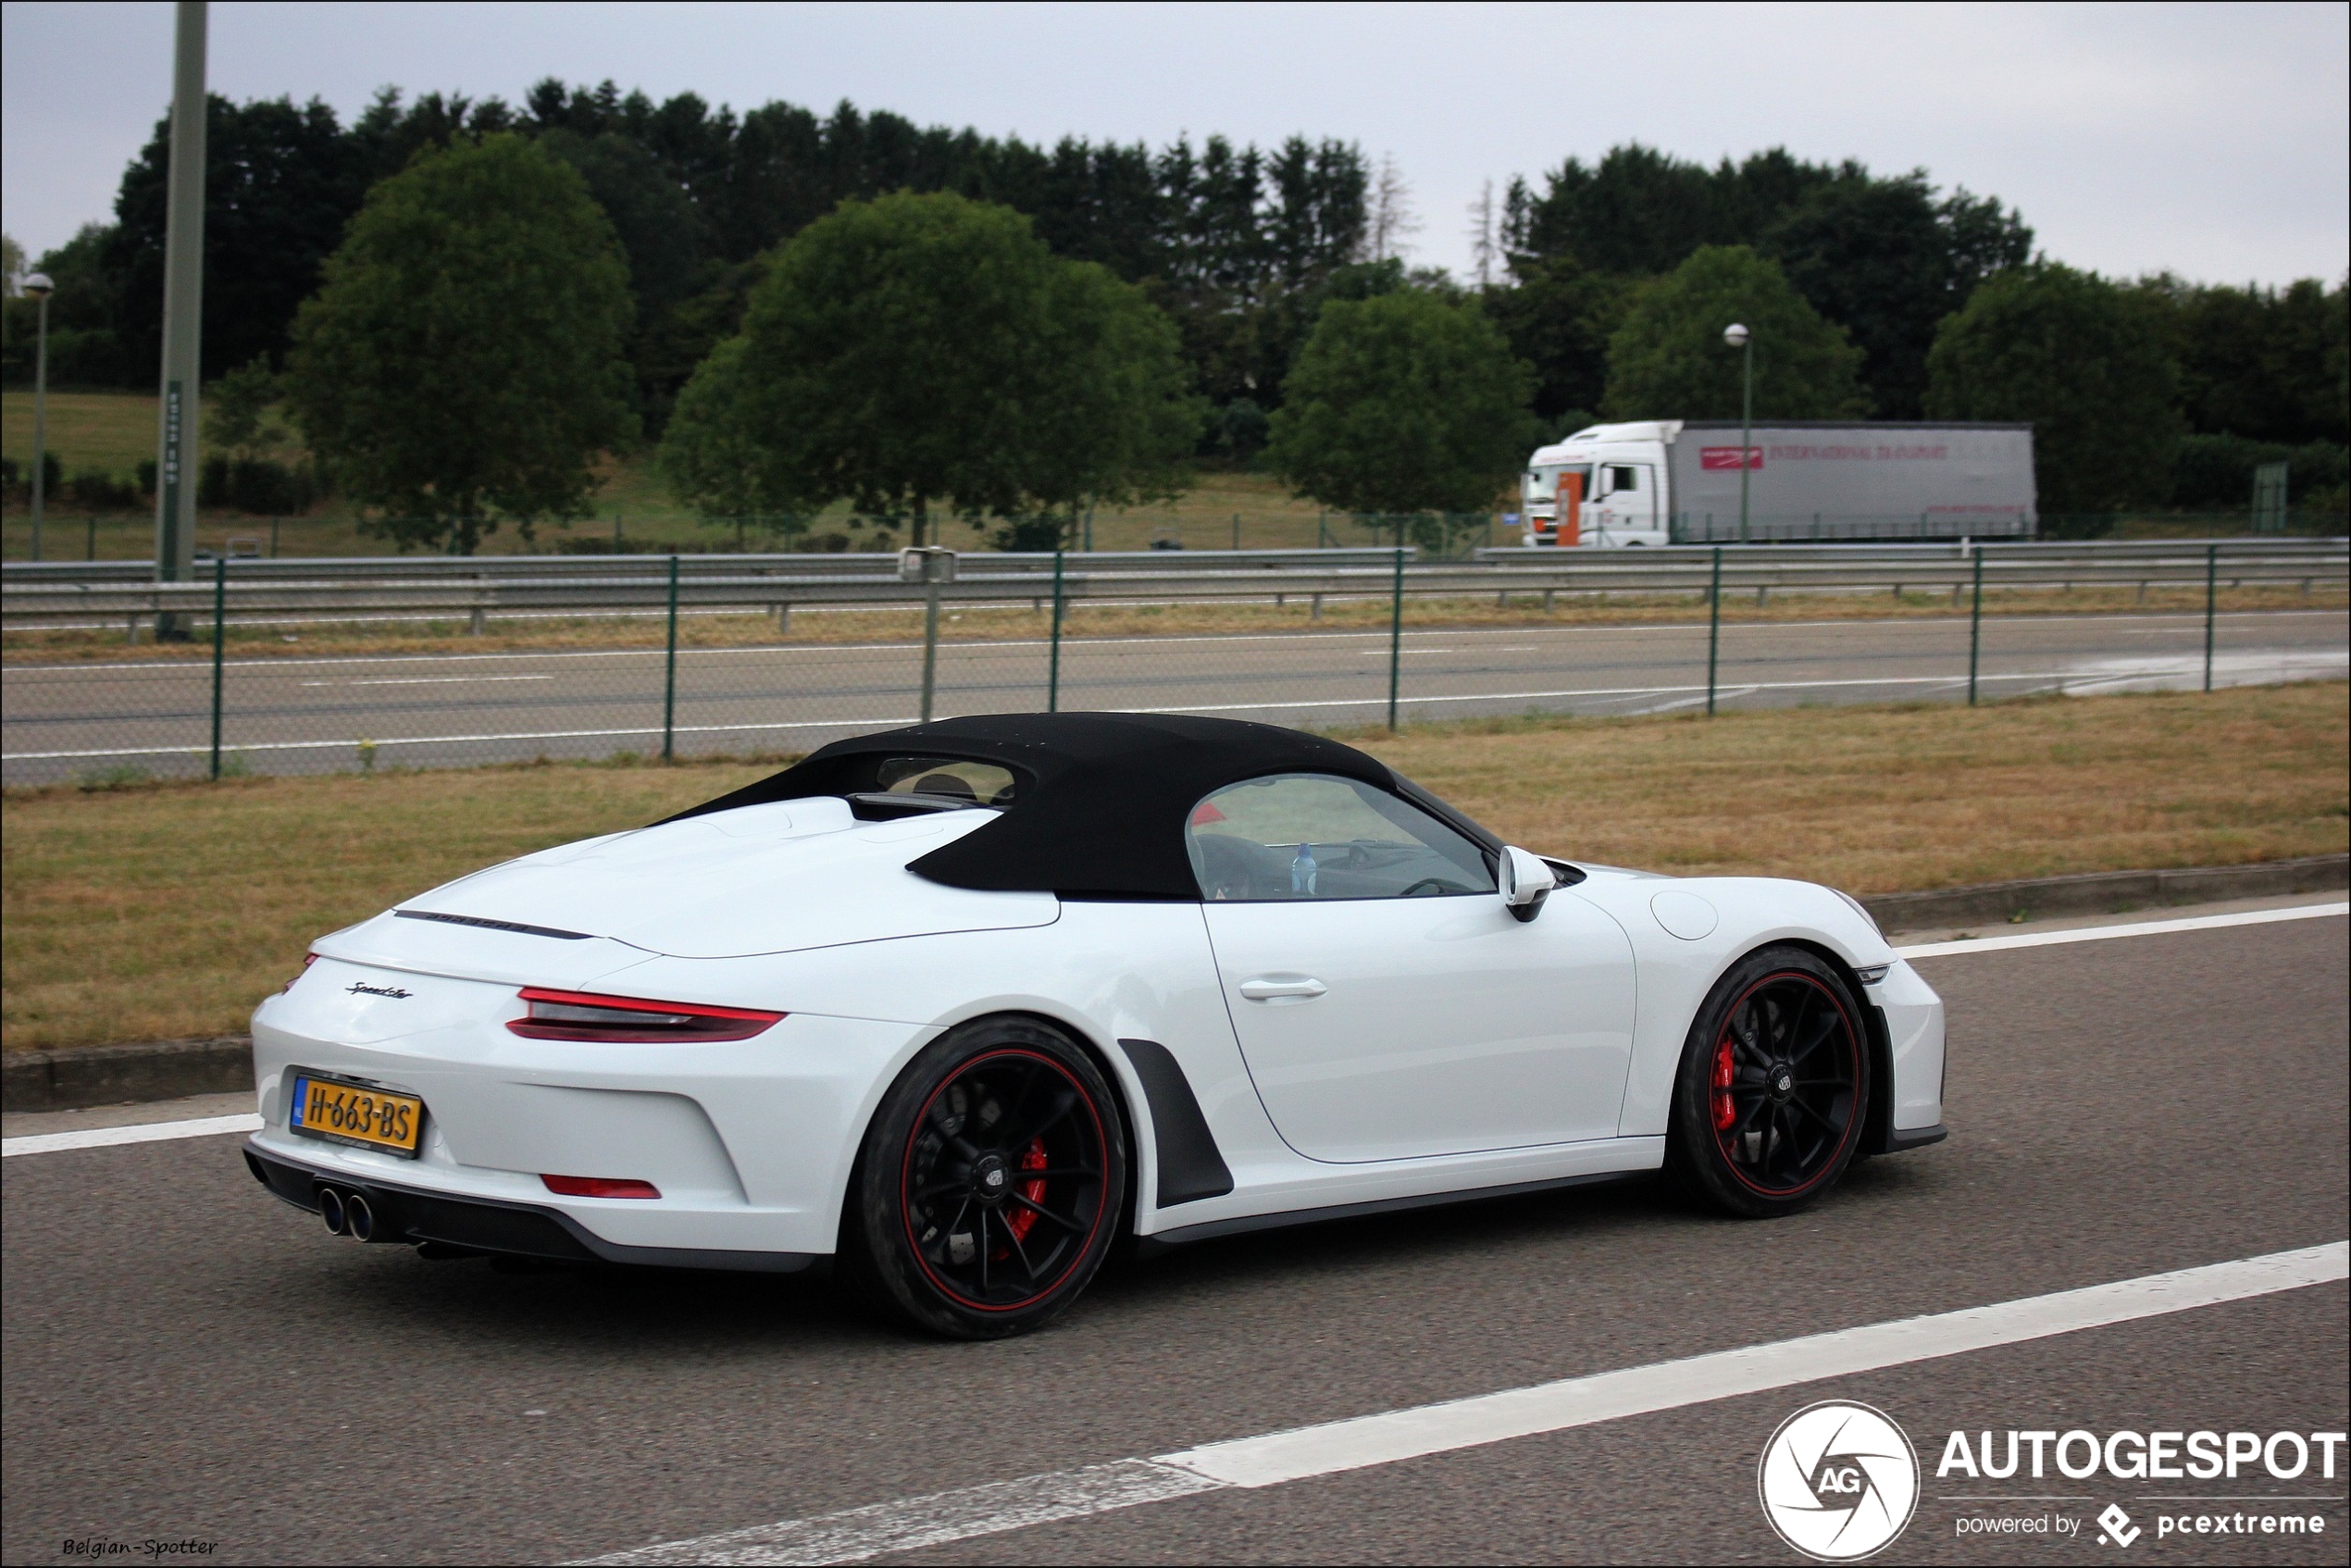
(576, 1242, 2348, 1565)
(300, 674, 555, 688)
(578, 1460, 1223, 1568)
(1896, 901, 2347, 959)
(3, 1113, 261, 1158)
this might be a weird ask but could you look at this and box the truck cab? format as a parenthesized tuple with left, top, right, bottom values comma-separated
(1521, 421, 1677, 548)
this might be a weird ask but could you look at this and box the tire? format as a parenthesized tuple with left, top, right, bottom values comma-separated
(842, 1017, 1126, 1338)
(1668, 945, 1870, 1218)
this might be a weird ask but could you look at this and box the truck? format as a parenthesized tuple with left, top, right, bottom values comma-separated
(1517, 419, 2036, 547)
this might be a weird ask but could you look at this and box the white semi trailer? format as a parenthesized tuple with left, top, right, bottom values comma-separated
(1518, 419, 2037, 547)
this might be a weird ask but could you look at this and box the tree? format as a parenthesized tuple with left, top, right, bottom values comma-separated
(109, 93, 374, 382)
(1363, 153, 1421, 264)
(1481, 255, 1636, 429)
(286, 134, 636, 554)
(1263, 289, 1536, 516)
(2137, 273, 2348, 446)
(660, 190, 1198, 545)
(1763, 175, 1956, 419)
(1924, 264, 2179, 514)
(205, 355, 287, 461)
(538, 127, 711, 433)
(1603, 246, 1866, 420)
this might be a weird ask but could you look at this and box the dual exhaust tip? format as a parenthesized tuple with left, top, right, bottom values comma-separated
(316, 1184, 384, 1243)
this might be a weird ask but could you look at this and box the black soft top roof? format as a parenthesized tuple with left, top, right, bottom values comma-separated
(665, 712, 1499, 900)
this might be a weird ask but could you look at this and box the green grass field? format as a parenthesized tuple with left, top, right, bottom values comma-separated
(1, 389, 1355, 558)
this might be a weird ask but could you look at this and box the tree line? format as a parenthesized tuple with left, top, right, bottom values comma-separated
(2, 80, 2345, 545)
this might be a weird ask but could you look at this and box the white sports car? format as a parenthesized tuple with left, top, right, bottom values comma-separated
(245, 714, 1947, 1338)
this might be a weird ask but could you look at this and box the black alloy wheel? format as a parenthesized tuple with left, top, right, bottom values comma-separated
(846, 1018, 1126, 1338)
(1670, 946, 1870, 1218)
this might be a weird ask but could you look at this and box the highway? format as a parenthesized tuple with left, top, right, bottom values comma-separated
(3, 903, 2343, 1563)
(4, 606, 2345, 783)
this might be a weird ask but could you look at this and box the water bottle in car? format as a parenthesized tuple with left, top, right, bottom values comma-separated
(1290, 843, 1317, 896)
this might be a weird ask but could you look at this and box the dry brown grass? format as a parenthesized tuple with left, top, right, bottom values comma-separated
(1349, 683, 2349, 893)
(5, 682, 2343, 1053)
(6, 582, 2338, 666)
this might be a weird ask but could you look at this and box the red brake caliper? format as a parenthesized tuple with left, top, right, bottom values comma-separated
(1712, 1036, 1737, 1131)
(1004, 1138, 1050, 1243)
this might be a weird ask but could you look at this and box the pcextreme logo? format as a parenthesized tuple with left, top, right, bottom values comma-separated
(1758, 1400, 1922, 1562)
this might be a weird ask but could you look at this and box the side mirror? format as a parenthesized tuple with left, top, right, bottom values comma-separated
(1498, 846, 1557, 922)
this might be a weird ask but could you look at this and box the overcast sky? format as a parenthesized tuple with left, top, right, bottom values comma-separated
(5, 1, 2345, 288)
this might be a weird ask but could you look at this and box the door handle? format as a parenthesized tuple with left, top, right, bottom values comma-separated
(1239, 976, 1327, 1002)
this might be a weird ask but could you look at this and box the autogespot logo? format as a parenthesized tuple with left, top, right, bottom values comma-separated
(1759, 1400, 1922, 1562)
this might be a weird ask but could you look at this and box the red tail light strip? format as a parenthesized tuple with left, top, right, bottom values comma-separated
(507, 986, 785, 1043)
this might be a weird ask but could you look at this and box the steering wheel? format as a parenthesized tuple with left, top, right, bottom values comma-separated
(1399, 877, 1468, 897)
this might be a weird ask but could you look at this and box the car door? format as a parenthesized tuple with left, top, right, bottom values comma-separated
(1190, 773, 1637, 1163)
(1595, 463, 1660, 542)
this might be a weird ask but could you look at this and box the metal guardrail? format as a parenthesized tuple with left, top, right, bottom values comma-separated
(2, 541, 2343, 630)
(0, 547, 1412, 589)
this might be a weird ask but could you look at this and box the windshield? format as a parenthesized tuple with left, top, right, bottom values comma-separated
(1526, 463, 1592, 500)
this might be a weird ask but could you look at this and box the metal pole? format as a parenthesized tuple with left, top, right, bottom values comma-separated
(1967, 544, 1984, 705)
(1706, 544, 1723, 716)
(154, 0, 206, 635)
(920, 568, 942, 722)
(209, 554, 226, 778)
(2203, 542, 2218, 692)
(662, 554, 678, 761)
(1737, 338, 1753, 544)
(1047, 549, 1065, 712)
(1386, 545, 1405, 730)
(31, 291, 49, 562)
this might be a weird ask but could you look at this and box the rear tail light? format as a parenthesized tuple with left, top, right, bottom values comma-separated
(284, 952, 319, 992)
(507, 987, 784, 1043)
(541, 1175, 661, 1200)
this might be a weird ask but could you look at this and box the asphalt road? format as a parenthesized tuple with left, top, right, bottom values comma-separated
(3, 910, 2345, 1564)
(4, 607, 2345, 783)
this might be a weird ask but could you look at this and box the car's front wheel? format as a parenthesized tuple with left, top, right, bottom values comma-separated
(844, 1018, 1126, 1338)
(1669, 946, 1870, 1217)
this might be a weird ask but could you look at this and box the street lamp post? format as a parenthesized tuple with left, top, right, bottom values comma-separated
(1723, 322, 1752, 543)
(24, 272, 55, 562)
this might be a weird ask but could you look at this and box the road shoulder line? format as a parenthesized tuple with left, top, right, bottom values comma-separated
(1895, 900, 2346, 959)
(2, 1112, 260, 1157)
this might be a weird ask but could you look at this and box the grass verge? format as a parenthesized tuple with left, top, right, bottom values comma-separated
(4, 682, 2343, 1053)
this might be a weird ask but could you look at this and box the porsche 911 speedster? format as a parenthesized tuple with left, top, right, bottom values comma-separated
(244, 714, 1947, 1338)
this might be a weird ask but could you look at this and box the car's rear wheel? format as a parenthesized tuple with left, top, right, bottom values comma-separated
(1669, 946, 1869, 1217)
(844, 1018, 1126, 1338)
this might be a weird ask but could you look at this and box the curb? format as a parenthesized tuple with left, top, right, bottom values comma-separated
(1860, 852, 2346, 933)
(6, 854, 2345, 1114)
(5, 1036, 252, 1115)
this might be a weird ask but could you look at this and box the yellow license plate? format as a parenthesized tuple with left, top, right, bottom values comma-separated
(288, 1072, 424, 1158)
